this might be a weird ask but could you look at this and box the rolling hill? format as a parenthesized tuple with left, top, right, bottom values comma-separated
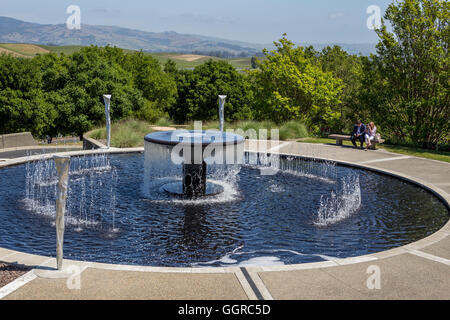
(0, 16, 378, 57)
(0, 16, 263, 56)
(0, 43, 50, 57)
(0, 43, 254, 70)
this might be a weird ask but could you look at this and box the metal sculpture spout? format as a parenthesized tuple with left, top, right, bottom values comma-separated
(218, 95, 227, 133)
(103, 94, 112, 149)
(54, 155, 70, 271)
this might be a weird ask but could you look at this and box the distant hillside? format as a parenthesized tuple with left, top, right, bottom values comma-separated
(149, 53, 253, 70)
(0, 16, 377, 57)
(0, 16, 263, 56)
(0, 43, 254, 70)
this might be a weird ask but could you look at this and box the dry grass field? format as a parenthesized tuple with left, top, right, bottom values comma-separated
(0, 43, 254, 69)
(0, 43, 50, 57)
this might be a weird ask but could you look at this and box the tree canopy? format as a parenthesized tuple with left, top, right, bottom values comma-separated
(251, 36, 344, 132)
(0, 1, 448, 150)
(168, 60, 254, 123)
(0, 46, 176, 139)
(361, 0, 449, 147)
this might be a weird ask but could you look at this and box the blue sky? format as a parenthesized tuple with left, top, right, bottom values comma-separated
(1, 0, 392, 44)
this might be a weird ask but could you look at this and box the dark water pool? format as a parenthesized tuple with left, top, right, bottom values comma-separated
(0, 153, 447, 267)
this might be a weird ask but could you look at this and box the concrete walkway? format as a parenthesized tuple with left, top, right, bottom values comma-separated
(0, 142, 449, 300)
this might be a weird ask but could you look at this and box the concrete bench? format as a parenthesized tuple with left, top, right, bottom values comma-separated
(328, 134, 352, 146)
(328, 134, 385, 150)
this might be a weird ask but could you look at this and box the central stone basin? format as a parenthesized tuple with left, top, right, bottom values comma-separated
(144, 130, 245, 197)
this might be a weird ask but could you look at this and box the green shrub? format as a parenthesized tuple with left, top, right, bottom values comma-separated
(87, 118, 153, 147)
(185, 120, 308, 140)
(279, 121, 309, 140)
(89, 128, 105, 140)
(111, 128, 142, 148)
(155, 117, 174, 127)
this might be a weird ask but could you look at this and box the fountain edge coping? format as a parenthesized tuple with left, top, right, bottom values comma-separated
(0, 147, 448, 274)
(144, 130, 245, 147)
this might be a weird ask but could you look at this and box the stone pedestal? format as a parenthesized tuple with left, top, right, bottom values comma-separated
(145, 130, 244, 198)
(183, 162, 207, 197)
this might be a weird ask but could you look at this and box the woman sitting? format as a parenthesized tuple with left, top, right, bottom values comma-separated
(365, 122, 377, 151)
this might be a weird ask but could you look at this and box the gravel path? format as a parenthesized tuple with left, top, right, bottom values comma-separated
(0, 263, 30, 288)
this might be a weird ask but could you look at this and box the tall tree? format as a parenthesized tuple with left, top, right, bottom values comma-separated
(251, 35, 343, 131)
(319, 46, 364, 132)
(171, 60, 254, 123)
(364, 0, 449, 147)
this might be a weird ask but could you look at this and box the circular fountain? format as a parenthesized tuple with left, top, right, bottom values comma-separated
(144, 130, 245, 198)
(0, 144, 448, 267)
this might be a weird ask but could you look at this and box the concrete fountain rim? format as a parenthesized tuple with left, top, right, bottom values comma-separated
(0, 146, 448, 273)
(144, 130, 245, 147)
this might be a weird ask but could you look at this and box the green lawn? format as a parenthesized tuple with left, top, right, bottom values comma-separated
(299, 138, 450, 163)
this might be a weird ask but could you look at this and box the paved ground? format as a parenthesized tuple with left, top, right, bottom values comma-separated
(4, 269, 248, 300)
(259, 253, 450, 300)
(0, 142, 449, 300)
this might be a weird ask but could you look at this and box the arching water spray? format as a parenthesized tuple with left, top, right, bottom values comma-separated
(315, 175, 362, 227)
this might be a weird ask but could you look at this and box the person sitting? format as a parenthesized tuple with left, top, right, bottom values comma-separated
(351, 120, 366, 149)
(365, 122, 377, 151)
